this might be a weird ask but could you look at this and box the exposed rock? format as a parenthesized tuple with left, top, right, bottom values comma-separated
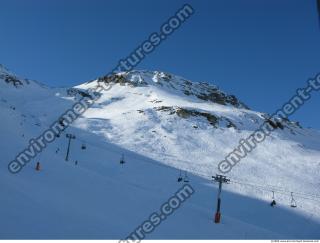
(155, 106, 220, 127)
(67, 88, 101, 100)
(266, 119, 284, 130)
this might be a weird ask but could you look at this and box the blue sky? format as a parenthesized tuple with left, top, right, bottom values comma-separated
(0, 0, 319, 128)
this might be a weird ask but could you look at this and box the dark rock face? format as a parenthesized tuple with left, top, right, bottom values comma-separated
(177, 80, 248, 109)
(265, 118, 286, 130)
(155, 106, 221, 127)
(176, 108, 219, 127)
(67, 88, 101, 100)
(154, 106, 241, 129)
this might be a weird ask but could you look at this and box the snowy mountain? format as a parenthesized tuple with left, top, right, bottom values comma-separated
(0, 65, 320, 239)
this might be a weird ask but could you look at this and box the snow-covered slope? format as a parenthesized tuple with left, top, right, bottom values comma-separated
(1, 66, 319, 239)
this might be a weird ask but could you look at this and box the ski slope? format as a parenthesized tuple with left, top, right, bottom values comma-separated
(0, 66, 319, 239)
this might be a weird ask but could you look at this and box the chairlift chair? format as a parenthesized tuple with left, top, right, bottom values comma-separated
(270, 191, 276, 207)
(183, 171, 189, 183)
(81, 143, 86, 150)
(290, 192, 297, 208)
(120, 154, 125, 164)
(177, 170, 183, 182)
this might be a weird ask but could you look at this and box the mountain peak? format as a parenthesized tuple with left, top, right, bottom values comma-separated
(98, 70, 249, 109)
(0, 65, 50, 89)
(0, 64, 27, 87)
(0, 64, 12, 75)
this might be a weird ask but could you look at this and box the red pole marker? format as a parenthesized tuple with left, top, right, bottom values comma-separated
(214, 212, 221, 223)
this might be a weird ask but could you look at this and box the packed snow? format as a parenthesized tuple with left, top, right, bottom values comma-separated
(0, 66, 319, 239)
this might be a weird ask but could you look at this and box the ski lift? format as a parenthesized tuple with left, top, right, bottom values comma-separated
(35, 162, 41, 171)
(290, 192, 297, 208)
(35, 152, 43, 171)
(183, 171, 189, 183)
(177, 170, 183, 182)
(120, 154, 125, 164)
(81, 143, 86, 150)
(59, 118, 65, 129)
(270, 191, 276, 207)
